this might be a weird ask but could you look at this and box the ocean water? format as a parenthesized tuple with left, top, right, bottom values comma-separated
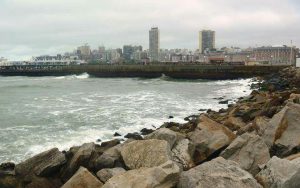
(0, 73, 253, 163)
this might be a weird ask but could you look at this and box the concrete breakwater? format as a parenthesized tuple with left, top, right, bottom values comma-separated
(0, 64, 288, 79)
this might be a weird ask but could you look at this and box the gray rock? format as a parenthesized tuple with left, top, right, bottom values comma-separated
(262, 103, 300, 157)
(221, 133, 270, 175)
(15, 148, 66, 177)
(94, 144, 122, 170)
(144, 128, 178, 148)
(253, 116, 270, 136)
(96, 167, 126, 183)
(61, 167, 103, 188)
(61, 143, 95, 180)
(120, 139, 172, 169)
(256, 156, 300, 188)
(188, 115, 236, 163)
(171, 139, 195, 170)
(178, 157, 262, 188)
(102, 160, 180, 188)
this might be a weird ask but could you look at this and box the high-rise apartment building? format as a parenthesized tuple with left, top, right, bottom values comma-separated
(77, 44, 91, 60)
(149, 27, 160, 62)
(199, 30, 215, 54)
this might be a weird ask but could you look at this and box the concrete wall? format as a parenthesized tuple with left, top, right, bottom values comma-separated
(0, 64, 288, 79)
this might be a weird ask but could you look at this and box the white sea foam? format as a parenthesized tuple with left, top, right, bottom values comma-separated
(54, 72, 90, 80)
(0, 77, 254, 163)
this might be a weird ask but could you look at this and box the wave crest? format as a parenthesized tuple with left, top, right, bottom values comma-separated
(55, 72, 90, 80)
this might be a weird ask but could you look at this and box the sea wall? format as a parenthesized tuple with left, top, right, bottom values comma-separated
(0, 64, 288, 79)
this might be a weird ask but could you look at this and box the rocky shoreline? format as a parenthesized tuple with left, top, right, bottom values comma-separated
(1, 67, 300, 188)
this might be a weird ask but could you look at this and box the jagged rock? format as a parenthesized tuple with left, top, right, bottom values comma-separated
(221, 133, 270, 175)
(102, 160, 180, 188)
(124, 132, 143, 140)
(140, 128, 154, 135)
(219, 100, 229, 104)
(224, 116, 247, 131)
(171, 139, 195, 170)
(187, 115, 236, 163)
(120, 139, 172, 169)
(0, 162, 15, 176)
(236, 123, 256, 135)
(94, 145, 123, 170)
(288, 93, 300, 104)
(256, 156, 300, 188)
(144, 128, 178, 148)
(61, 167, 103, 188)
(96, 167, 126, 183)
(262, 103, 300, 157)
(61, 143, 95, 180)
(253, 116, 270, 136)
(100, 139, 120, 148)
(15, 148, 66, 177)
(113, 132, 121, 137)
(178, 157, 262, 188)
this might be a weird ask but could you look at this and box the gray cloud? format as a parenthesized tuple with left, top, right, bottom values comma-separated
(0, 0, 299, 60)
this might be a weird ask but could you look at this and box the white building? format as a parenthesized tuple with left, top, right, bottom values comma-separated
(29, 55, 85, 65)
(104, 49, 121, 63)
(0, 57, 8, 66)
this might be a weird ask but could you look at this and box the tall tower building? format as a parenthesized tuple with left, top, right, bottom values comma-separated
(149, 27, 160, 62)
(199, 30, 215, 54)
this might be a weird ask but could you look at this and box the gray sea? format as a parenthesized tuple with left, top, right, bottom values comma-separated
(0, 73, 253, 163)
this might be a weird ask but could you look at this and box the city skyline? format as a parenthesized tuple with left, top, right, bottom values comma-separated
(0, 0, 300, 60)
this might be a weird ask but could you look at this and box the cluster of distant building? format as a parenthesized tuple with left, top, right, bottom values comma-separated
(1, 27, 299, 66)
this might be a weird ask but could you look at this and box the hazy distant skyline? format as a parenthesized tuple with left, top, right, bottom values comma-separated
(0, 0, 299, 60)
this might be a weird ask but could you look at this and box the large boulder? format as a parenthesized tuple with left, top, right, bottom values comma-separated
(94, 144, 123, 171)
(144, 128, 178, 148)
(224, 116, 246, 131)
(102, 160, 180, 188)
(178, 157, 262, 188)
(61, 143, 95, 180)
(221, 133, 270, 175)
(256, 156, 300, 188)
(120, 139, 172, 169)
(15, 148, 66, 177)
(171, 139, 195, 170)
(61, 167, 103, 188)
(262, 103, 300, 157)
(96, 168, 126, 183)
(188, 115, 236, 163)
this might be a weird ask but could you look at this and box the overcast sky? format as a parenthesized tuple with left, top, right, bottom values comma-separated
(0, 0, 299, 60)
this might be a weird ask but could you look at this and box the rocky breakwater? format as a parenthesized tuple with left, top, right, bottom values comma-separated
(1, 66, 300, 188)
